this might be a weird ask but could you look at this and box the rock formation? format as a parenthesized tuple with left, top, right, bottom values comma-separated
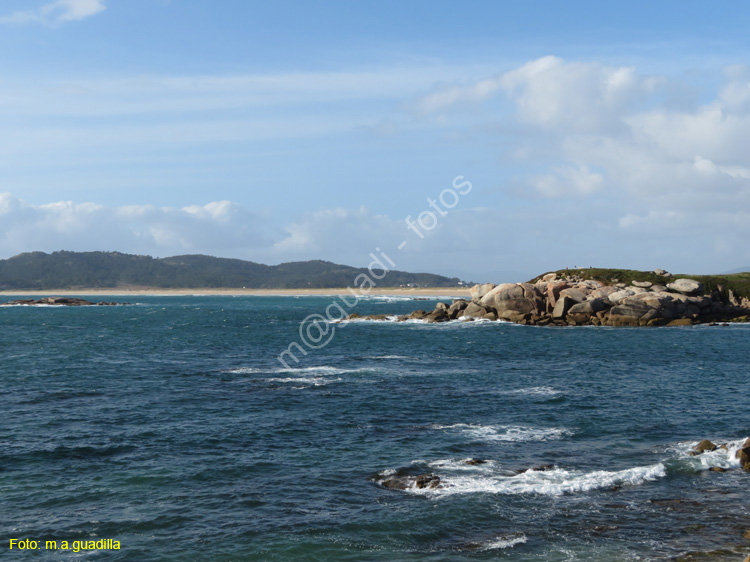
(350, 271, 750, 327)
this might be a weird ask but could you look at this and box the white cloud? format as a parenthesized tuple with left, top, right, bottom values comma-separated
(0, 193, 271, 258)
(0, 0, 105, 25)
(533, 165, 604, 198)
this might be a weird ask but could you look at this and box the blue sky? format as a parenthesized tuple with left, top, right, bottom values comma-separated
(1, 1, 750, 281)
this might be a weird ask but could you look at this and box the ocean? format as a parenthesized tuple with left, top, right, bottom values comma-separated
(1, 295, 749, 561)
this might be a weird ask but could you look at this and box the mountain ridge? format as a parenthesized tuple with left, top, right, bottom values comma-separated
(0, 251, 467, 290)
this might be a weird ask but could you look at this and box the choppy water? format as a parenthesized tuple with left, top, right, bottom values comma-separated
(1, 296, 749, 561)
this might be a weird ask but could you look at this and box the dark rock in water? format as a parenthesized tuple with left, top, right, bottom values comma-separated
(1, 297, 127, 307)
(370, 470, 441, 490)
(465, 458, 486, 465)
(515, 464, 555, 474)
(694, 439, 718, 453)
(708, 467, 727, 472)
(736, 438, 750, 471)
(448, 300, 468, 319)
(359, 314, 391, 321)
(414, 474, 441, 489)
(424, 309, 450, 323)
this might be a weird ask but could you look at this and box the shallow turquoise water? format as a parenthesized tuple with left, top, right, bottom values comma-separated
(1, 296, 749, 560)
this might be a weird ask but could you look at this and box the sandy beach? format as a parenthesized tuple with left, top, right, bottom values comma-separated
(0, 287, 471, 298)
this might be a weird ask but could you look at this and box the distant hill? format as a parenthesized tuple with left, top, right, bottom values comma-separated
(0, 251, 467, 290)
(723, 266, 750, 274)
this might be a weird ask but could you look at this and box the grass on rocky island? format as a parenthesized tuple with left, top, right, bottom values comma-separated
(529, 268, 750, 301)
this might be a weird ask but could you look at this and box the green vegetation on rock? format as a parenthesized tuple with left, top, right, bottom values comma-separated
(530, 268, 750, 301)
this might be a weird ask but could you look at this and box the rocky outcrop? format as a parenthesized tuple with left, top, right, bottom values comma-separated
(353, 270, 750, 327)
(1, 297, 127, 306)
(365, 271, 750, 327)
(370, 470, 441, 490)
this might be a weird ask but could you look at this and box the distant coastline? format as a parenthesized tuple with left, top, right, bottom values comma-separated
(0, 287, 471, 298)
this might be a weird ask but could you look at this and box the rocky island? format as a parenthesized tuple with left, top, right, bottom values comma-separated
(0, 297, 127, 306)
(351, 268, 750, 326)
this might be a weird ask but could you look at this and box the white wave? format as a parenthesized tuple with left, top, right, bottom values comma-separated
(500, 386, 562, 397)
(264, 376, 341, 386)
(227, 365, 353, 376)
(364, 295, 426, 302)
(418, 458, 501, 472)
(413, 463, 666, 497)
(363, 355, 410, 360)
(433, 423, 572, 443)
(671, 437, 748, 470)
(480, 533, 527, 550)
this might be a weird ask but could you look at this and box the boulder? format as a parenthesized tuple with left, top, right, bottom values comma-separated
(479, 283, 518, 308)
(463, 302, 488, 320)
(607, 300, 651, 326)
(448, 300, 469, 319)
(736, 438, 750, 471)
(483, 283, 544, 316)
(654, 269, 671, 277)
(590, 286, 620, 300)
(608, 289, 635, 304)
(552, 296, 576, 319)
(407, 310, 429, 320)
(542, 273, 557, 282)
(546, 282, 571, 309)
(693, 439, 717, 453)
(568, 298, 609, 315)
(435, 302, 449, 311)
(632, 280, 652, 288)
(470, 283, 496, 303)
(424, 309, 450, 323)
(666, 278, 704, 295)
(559, 287, 587, 303)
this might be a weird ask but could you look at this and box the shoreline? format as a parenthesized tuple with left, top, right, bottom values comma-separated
(0, 287, 470, 298)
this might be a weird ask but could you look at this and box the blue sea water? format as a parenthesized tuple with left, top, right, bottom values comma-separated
(1, 295, 749, 561)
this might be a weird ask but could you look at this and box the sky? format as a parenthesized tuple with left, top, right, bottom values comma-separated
(1, 0, 750, 282)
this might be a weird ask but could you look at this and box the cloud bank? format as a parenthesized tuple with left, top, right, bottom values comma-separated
(0, 0, 105, 25)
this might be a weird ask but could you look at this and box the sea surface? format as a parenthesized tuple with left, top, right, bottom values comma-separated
(1, 295, 749, 561)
